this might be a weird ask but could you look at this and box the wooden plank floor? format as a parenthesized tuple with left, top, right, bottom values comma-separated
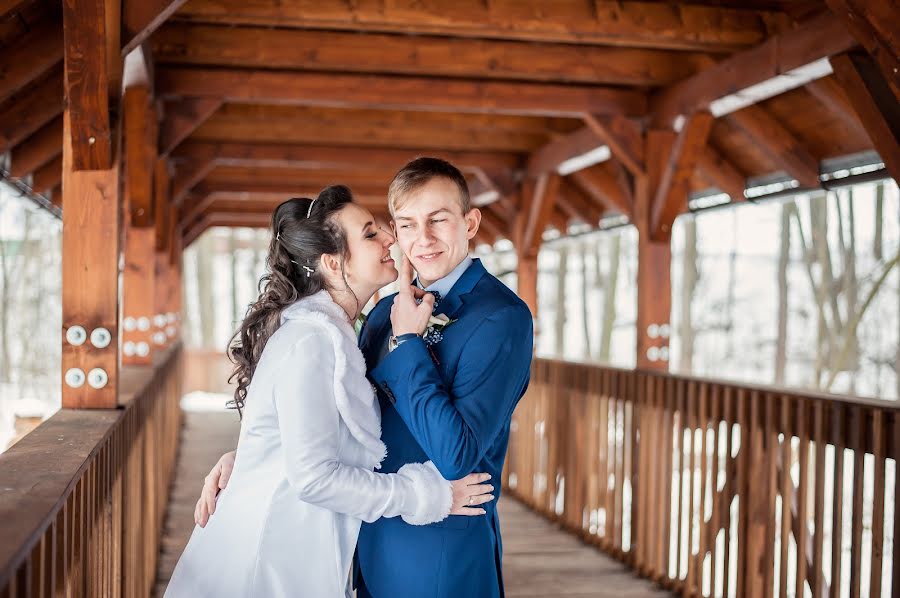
(155, 408, 671, 597)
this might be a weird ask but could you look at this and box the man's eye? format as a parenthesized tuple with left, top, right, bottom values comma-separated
(400, 224, 412, 229)
(430, 219, 445, 224)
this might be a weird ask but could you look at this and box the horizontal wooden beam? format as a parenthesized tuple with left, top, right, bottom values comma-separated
(651, 112, 714, 240)
(696, 146, 747, 202)
(831, 52, 900, 183)
(0, 18, 62, 105)
(652, 12, 857, 126)
(174, 0, 789, 52)
(9, 116, 63, 178)
(174, 142, 522, 173)
(0, 69, 63, 152)
(182, 211, 272, 247)
(727, 105, 821, 188)
(156, 68, 647, 118)
(158, 97, 222, 155)
(527, 128, 606, 178)
(122, 0, 188, 56)
(152, 23, 712, 87)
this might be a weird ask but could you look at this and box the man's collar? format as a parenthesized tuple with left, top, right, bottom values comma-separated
(414, 256, 473, 299)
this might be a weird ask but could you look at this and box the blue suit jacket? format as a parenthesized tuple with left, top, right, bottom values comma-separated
(355, 259, 533, 598)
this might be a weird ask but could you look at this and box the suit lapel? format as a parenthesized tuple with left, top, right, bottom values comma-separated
(434, 258, 487, 320)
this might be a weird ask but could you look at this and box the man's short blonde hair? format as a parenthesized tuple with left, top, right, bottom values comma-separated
(388, 157, 471, 216)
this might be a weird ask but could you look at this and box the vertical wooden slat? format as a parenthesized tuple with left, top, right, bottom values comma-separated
(721, 387, 735, 598)
(660, 375, 674, 583)
(868, 409, 884, 598)
(812, 401, 827, 598)
(830, 403, 845, 598)
(779, 396, 792, 598)
(708, 385, 720, 598)
(849, 406, 864, 598)
(796, 399, 810, 598)
(672, 377, 684, 585)
(685, 381, 698, 596)
(764, 393, 778, 598)
(697, 382, 710, 595)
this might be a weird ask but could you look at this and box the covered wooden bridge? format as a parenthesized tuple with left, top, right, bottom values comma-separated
(0, 1, 898, 597)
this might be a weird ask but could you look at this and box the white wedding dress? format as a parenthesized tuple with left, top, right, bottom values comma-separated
(164, 291, 452, 598)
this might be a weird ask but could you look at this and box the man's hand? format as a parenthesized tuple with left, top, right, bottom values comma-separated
(194, 451, 236, 527)
(390, 255, 435, 336)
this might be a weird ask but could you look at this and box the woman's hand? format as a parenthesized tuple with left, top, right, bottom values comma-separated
(449, 472, 494, 515)
(194, 450, 236, 527)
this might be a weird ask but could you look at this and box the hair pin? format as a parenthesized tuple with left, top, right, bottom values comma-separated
(306, 198, 317, 219)
(302, 265, 315, 278)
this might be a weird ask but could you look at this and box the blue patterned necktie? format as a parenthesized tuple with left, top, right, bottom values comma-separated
(419, 290, 444, 346)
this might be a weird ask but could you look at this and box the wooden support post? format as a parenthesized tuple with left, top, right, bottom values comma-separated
(635, 130, 672, 371)
(153, 159, 176, 351)
(122, 76, 158, 366)
(61, 112, 121, 408)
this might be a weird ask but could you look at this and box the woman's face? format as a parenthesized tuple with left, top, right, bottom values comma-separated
(335, 203, 398, 293)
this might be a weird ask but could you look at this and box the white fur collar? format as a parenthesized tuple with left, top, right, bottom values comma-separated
(280, 291, 386, 469)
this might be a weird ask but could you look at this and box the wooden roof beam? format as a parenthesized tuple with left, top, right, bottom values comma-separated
(151, 23, 713, 88)
(156, 68, 647, 118)
(171, 158, 216, 205)
(726, 105, 820, 188)
(0, 19, 62, 106)
(805, 76, 871, 143)
(172, 0, 789, 52)
(8, 116, 62, 178)
(478, 204, 511, 241)
(31, 155, 62, 195)
(122, 0, 189, 56)
(830, 51, 900, 183)
(651, 12, 857, 128)
(0, 69, 63, 153)
(526, 128, 606, 178)
(568, 163, 633, 217)
(158, 97, 222, 155)
(825, 0, 900, 98)
(123, 82, 157, 227)
(182, 212, 272, 248)
(62, 0, 119, 170)
(651, 112, 714, 241)
(582, 114, 645, 177)
(697, 146, 747, 203)
(557, 179, 604, 227)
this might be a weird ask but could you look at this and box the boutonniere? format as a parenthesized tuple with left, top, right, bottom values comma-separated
(423, 313, 456, 346)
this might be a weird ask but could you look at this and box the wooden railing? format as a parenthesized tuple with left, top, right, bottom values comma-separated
(0, 345, 183, 598)
(504, 359, 899, 598)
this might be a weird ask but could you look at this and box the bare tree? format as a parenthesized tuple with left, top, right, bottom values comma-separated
(678, 216, 698, 374)
(555, 246, 569, 357)
(774, 201, 792, 384)
(580, 242, 592, 359)
(598, 234, 620, 362)
(196, 232, 217, 348)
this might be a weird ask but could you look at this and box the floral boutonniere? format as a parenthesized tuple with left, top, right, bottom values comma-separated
(423, 313, 456, 347)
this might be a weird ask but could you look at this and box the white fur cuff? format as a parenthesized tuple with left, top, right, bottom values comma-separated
(396, 461, 453, 525)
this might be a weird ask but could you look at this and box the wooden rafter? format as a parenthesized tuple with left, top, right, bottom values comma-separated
(152, 23, 712, 88)
(569, 163, 633, 217)
(0, 69, 63, 153)
(9, 116, 62, 178)
(805, 76, 870, 143)
(61, 0, 119, 170)
(158, 97, 222, 155)
(519, 173, 561, 256)
(825, 0, 900, 98)
(156, 68, 647, 118)
(478, 204, 511, 241)
(527, 128, 606, 178)
(182, 211, 272, 247)
(697, 146, 747, 203)
(122, 0, 189, 56)
(557, 179, 604, 226)
(31, 154, 62, 193)
(727, 105, 820, 188)
(652, 12, 857, 127)
(582, 114, 645, 176)
(830, 52, 900, 183)
(651, 112, 714, 240)
(171, 158, 216, 205)
(173, 0, 789, 52)
(0, 18, 62, 105)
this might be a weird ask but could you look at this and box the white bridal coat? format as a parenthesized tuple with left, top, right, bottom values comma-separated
(165, 291, 453, 598)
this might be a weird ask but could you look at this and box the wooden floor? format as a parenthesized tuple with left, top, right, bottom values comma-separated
(154, 408, 671, 598)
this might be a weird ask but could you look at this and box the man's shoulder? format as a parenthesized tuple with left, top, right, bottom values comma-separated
(368, 292, 398, 319)
(469, 271, 531, 319)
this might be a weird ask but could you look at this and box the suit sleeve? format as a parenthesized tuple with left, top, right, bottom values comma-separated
(370, 305, 533, 480)
(273, 332, 452, 525)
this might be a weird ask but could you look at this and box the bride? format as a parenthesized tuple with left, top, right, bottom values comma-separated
(164, 186, 493, 597)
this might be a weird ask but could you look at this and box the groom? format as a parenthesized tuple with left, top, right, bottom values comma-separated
(197, 157, 534, 597)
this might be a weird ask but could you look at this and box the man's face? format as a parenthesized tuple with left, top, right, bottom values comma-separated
(392, 177, 481, 287)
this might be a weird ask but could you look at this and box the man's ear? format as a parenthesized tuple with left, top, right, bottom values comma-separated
(319, 253, 342, 278)
(465, 208, 482, 240)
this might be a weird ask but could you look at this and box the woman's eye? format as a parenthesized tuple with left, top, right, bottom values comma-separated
(365, 232, 377, 239)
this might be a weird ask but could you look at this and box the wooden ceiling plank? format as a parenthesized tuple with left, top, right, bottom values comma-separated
(651, 111, 714, 240)
(726, 104, 820, 188)
(0, 18, 63, 105)
(804, 76, 871, 143)
(156, 68, 647, 118)
(173, 0, 789, 52)
(31, 154, 62, 194)
(652, 12, 857, 127)
(122, 0, 188, 56)
(526, 128, 605, 178)
(826, 0, 900, 98)
(158, 97, 222, 155)
(151, 23, 712, 87)
(697, 146, 747, 202)
(830, 51, 900, 183)
(0, 69, 63, 152)
(569, 163, 633, 217)
(171, 157, 216, 206)
(62, 0, 117, 170)
(582, 114, 645, 176)
(9, 115, 63, 178)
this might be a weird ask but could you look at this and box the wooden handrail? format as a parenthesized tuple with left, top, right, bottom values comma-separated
(504, 358, 899, 598)
(0, 344, 184, 597)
